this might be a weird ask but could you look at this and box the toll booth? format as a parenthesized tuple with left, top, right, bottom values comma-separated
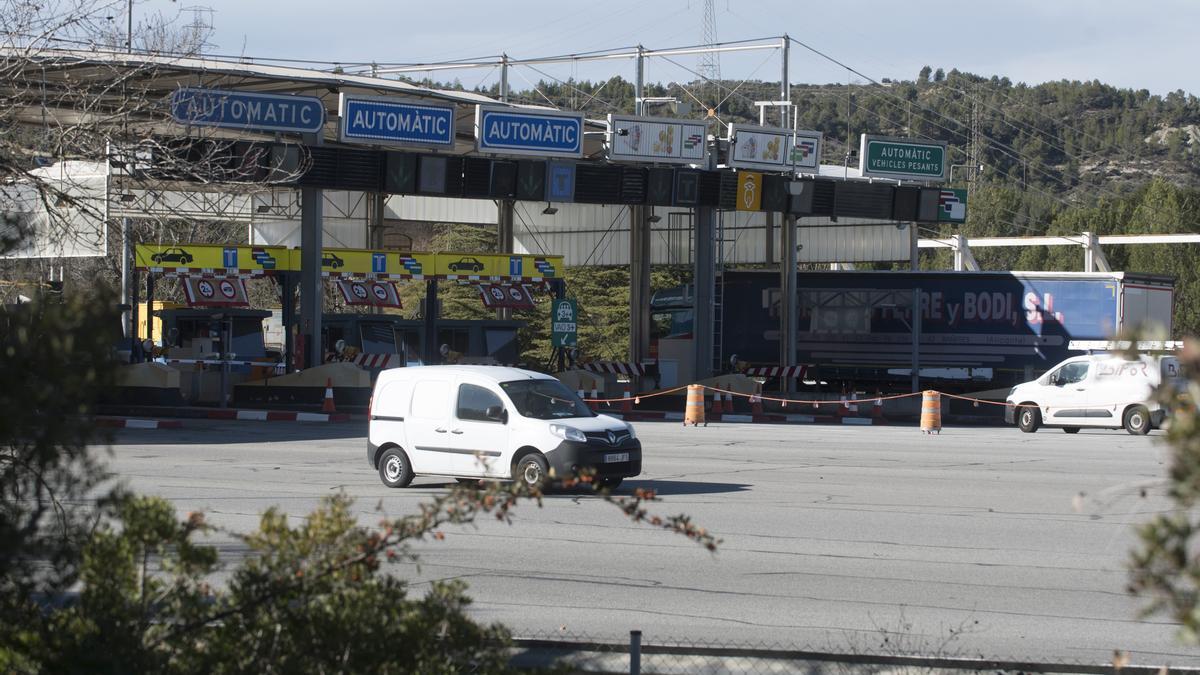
(322, 313, 524, 367)
(154, 307, 274, 404)
(157, 308, 272, 362)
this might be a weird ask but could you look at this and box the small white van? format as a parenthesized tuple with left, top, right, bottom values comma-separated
(367, 366, 642, 488)
(1005, 354, 1181, 434)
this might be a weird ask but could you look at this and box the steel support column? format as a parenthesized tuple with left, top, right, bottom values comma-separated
(281, 273, 295, 373)
(300, 184, 323, 369)
(780, 35, 790, 129)
(299, 130, 325, 370)
(423, 279, 439, 364)
(121, 217, 132, 345)
(145, 272, 155, 348)
(497, 198, 515, 320)
(780, 215, 797, 392)
(764, 211, 775, 265)
(693, 205, 715, 381)
(629, 205, 651, 368)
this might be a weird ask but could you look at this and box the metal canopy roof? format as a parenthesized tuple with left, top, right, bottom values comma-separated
(2, 48, 607, 156)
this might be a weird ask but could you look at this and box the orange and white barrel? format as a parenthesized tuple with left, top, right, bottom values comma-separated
(920, 390, 942, 434)
(685, 384, 707, 427)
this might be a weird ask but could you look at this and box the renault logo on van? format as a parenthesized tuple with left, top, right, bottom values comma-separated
(607, 431, 616, 445)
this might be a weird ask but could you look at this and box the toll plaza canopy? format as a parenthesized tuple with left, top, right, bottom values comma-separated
(0, 47, 608, 156)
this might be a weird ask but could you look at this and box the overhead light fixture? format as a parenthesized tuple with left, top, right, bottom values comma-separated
(646, 214, 662, 224)
(256, 204, 272, 213)
(542, 203, 558, 215)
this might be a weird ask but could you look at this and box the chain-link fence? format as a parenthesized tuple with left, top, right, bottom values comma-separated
(508, 631, 1200, 675)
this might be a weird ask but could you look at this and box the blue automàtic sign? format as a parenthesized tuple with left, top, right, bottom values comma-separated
(476, 105, 584, 158)
(170, 88, 325, 134)
(339, 94, 455, 148)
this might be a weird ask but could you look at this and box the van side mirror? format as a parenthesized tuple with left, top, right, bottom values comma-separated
(485, 405, 507, 423)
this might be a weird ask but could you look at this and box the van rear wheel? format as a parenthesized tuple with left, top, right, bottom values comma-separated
(378, 448, 413, 488)
(1063, 427, 1080, 434)
(1124, 405, 1151, 435)
(1018, 406, 1041, 433)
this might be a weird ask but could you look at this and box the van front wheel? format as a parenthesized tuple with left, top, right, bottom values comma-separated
(1018, 406, 1041, 433)
(1124, 406, 1151, 435)
(379, 448, 414, 488)
(515, 454, 549, 489)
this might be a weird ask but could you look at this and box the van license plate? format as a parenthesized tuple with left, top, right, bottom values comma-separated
(604, 452, 629, 463)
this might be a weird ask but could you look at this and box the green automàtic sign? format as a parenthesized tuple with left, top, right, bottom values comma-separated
(551, 299, 577, 347)
(863, 137, 946, 180)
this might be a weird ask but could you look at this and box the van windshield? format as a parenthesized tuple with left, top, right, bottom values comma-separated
(500, 379, 595, 420)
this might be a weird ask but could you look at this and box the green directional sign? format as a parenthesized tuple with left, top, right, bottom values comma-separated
(859, 135, 947, 183)
(516, 160, 546, 201)
(551, 299, 577, 348)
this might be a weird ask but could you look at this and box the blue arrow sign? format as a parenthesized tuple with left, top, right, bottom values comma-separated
(170, 88, 325, 135)
(339, 95, 455, 148)
(476, 106, 583, 158)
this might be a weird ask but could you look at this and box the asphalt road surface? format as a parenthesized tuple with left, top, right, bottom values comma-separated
(104, 420, 1200, 666)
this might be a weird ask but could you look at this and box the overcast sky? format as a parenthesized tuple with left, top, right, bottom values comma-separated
(162, 0, 1197, 97)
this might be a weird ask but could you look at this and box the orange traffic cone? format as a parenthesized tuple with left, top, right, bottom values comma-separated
(322, 378, 336, 413)
(621, 389, 633, 414)
(590, 389, 600, 412)
(751, 393, 764, 416)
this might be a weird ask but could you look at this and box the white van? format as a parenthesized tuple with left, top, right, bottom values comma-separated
(367, 366, 642, 488)
(1005, 354, 1181, 434)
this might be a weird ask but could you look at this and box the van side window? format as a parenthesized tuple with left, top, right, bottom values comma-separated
(457, 383, 503, 423)
(1055, 362, 1090, 385)
(411, 380, 449, 419)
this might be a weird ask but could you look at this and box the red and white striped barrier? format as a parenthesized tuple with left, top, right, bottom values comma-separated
(743, 366, 808, 378)
(580, 361, 647, 376)
(354, 353, 403, 369)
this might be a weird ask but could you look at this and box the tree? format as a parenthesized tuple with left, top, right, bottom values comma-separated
(918, 65, 932, 84)
(1129, 340, 1200, 644)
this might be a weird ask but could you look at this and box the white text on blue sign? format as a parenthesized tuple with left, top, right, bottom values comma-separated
(342, 98, 454, 146)
(171, 88, 325, 134)
(480, 110, 582, 156)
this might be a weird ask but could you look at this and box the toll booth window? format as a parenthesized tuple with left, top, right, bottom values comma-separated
(230, 318, 266, 357)
(398, 329, 421, 363)
(484, 328, 517, 362)
(438, 328, 470, 355)
(360, 322, 399, 354)
(173, 319, 204, 346)
(652, 309, 693, 339)
(323, 324, 346, 351)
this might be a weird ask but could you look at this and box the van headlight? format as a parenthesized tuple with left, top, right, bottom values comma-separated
(625, 422, 637, 439)
(550, 424, 587, 443)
